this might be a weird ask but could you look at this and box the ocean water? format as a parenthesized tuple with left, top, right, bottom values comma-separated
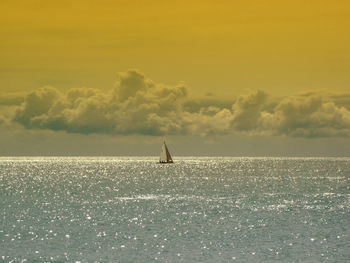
(0, 157, 349, 262)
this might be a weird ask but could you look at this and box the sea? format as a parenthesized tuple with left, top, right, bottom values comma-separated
(0, 157, 349, 262)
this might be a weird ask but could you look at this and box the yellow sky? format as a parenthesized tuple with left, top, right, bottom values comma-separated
(1, 1, 350, 156)
(1, 0, 349, 97)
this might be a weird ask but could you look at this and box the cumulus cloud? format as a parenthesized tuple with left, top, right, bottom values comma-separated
(10, 70, 189, 135)
(2, 69, 350, 137)
(231, 90, 268, 131)
(270, 95, 350, 137)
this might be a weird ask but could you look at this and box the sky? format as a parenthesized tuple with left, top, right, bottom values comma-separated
(0, 0, 350, 156)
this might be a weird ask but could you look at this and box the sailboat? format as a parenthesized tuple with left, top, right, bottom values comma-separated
(159, 141, 174, 163)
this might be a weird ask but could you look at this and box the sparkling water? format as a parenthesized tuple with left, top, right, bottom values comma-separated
(1, 157, 349, 262)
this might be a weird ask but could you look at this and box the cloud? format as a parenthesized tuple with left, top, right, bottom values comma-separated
(13, 86, 63, 128)
(231, 90, 268, 131)
(2, 69, 350, 138)
(270, 95, 350, 137)
(183, 97, 234, 113)
(10, 70, 189, 135)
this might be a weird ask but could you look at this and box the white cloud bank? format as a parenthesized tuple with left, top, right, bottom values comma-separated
(1, 69, 350, 137)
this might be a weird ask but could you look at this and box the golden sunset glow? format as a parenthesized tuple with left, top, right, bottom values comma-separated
(1, 0, 350, 155)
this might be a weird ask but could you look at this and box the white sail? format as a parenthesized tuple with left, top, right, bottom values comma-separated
(159, 141, 173, 163)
